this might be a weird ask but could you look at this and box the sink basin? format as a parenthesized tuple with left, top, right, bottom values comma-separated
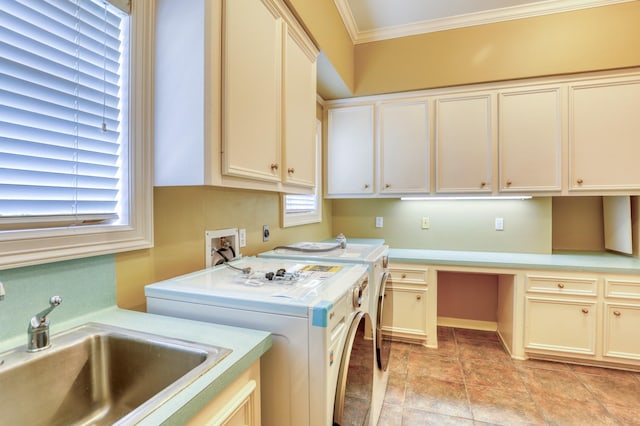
(0, 323, 231, 425)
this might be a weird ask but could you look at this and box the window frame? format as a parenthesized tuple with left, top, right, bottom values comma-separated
(0, 0, 154, 269)
(281, 119, 323, 227)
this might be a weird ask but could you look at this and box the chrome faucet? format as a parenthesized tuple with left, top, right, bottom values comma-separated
(27, 296, 62, 352)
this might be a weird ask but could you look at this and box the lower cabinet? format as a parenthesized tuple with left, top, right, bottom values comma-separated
(524, 273, 640, 368)
(187, 360, 261, 426)
(382, 264, 429, 345)
(525, 296, 597, 356)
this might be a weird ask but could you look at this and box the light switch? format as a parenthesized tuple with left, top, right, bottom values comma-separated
(421, 217, 430, 229)
(495, 217, 504, 231)
(375, 217, 383, 228)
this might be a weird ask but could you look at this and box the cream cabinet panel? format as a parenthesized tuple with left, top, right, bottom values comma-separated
(381, 287, 428, 341)
(222, 0, 282, 182)
(525, 296, 597, 356)
(603, 303, 640, 361)
(326, 105, 375, 196)
(282, 26, 317, 188)
(378, 100, 430, 194)
(499, 87, 562, 192)
(569, 78, 640, 191)
(187, 360, 261, 425)
(435, 94, 493, 193)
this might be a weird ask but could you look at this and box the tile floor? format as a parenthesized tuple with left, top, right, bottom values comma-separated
(377, 327, 640, 425)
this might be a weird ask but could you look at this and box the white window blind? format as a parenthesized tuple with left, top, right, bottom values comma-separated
(0, 0, 128, 228)
(285, 193, 317, 213)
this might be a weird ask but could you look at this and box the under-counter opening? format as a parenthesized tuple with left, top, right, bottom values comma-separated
(437, 271, 516, 355)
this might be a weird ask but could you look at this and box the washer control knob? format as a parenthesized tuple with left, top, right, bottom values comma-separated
(352, 286, 363, 308)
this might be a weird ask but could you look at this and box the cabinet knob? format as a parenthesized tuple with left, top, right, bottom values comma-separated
(506, 180, 512, 186)
(385, 183, 390, 188)
(577, 178, 584, 185)
(613, 310, 621, 317)
(270, 163, 279, 171)
(581, 308, 589, 314)
(287, 167, 295, 174)
(416, 295, 422, 301)
(557, 283, 565, 289)
(364, 184, 370, 189)
(401, 273, 407, 279)
(480, 181, 487, 188)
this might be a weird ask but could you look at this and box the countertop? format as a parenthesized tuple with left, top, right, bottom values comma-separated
(389, 249, 640, 274)
(0, 306, 272, 426)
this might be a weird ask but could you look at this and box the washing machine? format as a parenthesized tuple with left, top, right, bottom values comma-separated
(145, 257, 374, 426)
(259, 239, 391, 424)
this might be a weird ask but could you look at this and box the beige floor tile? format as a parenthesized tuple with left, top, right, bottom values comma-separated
(460, 357, 527, 392)
(404, 376, 472, 418)
(466, 385, 545, 426)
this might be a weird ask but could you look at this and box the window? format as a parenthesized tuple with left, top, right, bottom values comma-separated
(0, 0, 153, 268)
(282, 119, 322, 227)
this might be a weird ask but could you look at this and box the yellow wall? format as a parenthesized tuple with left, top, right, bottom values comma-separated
(552, 196, 605, 251)
(116, 186, 333, 310)
(287, 0, 354, 92)
(354, 2, 640, 96)
(332, 197, 552, 253)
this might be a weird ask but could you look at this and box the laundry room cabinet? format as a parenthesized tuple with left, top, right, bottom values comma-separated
(326, 105, 375, 196)
(568, 76, 640, 191)
(382, 264, 430, 345)
(524, 272, 640, 367)
(154, 0, 318, 193)
(187, 360, 261, 425)
(434, 93, 494, 193)
(498, 86, 563, 192)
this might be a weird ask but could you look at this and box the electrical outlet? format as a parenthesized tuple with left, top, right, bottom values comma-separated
(421, 216, 430, 229)
(263, 224, 270, 242)
(375, 217, 383, 228)
(239, 228, 246, 247)
(495, 217, 504, 231)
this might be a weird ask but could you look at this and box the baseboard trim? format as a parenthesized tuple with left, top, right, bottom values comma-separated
(437, 316, 498, 331)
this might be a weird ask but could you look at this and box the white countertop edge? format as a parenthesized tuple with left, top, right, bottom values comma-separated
(388, 248, 640, 274)
(0, 306, 272, 425)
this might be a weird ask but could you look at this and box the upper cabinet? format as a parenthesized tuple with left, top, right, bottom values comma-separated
(325, 68, 640, 198)
(155, 0, 318, 193)
(379, 100, 430, 194)
(498, 86, 562, 192)
(435, 94, 493, 193)
(568, 77, 640, 191)
(326, 105, 375, 196)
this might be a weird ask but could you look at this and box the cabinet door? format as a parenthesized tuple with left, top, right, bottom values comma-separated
(525, 296, 597, 356)
(379, 100, 430, 194)
(603, 303, 640, 361)
(435, 94, 493, 193)
(223, 0, 282, 183)
(569, 79, 640, 190)
(282, 25, 317, 188)
(381, 287, 427, 339)
(499, 87, 562, 192)
(327, 105, 375, 196)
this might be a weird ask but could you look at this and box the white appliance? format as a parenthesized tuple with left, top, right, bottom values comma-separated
(145, 258, 374, 426)
(259, 240, 391, 424)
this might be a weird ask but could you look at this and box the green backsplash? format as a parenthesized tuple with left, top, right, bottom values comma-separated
(0, 255, 115, 345)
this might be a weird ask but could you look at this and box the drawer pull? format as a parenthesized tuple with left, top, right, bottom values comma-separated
(329, 311, 334, 320)
(401, 273, 407, 279)
(557, 283, 565, 289)
(613, 311, 621, 317)
(287, 167, 295, 174)
(416, 295, 422, 301)
(270, 163, 279, 171)
(581, 308, 589, 314)
(577, 178, 584, 184)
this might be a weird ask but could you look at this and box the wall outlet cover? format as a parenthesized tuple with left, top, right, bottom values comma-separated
(375, 217, 383, 228)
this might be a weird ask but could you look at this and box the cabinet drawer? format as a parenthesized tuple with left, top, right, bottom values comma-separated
(605, 277, 640, 300)
(389, 267, 428, 285)
(526, 275, 598, 296)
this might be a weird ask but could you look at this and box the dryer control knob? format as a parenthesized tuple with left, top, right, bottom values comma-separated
(352, 286, 363, 308)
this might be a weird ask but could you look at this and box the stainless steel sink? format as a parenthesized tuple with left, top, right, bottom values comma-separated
(0, 323, 231, 425)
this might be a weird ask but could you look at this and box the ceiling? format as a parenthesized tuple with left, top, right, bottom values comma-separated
(335, 0, 633, 43)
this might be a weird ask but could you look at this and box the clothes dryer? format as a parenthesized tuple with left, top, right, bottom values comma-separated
(145, 258, 373, 426)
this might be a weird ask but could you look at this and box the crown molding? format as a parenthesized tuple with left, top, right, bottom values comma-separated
(334, 0, 635, 45)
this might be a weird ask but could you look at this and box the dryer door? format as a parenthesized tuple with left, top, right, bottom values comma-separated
(376, 271, 392, 370)
(333, 311, 374, 426)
